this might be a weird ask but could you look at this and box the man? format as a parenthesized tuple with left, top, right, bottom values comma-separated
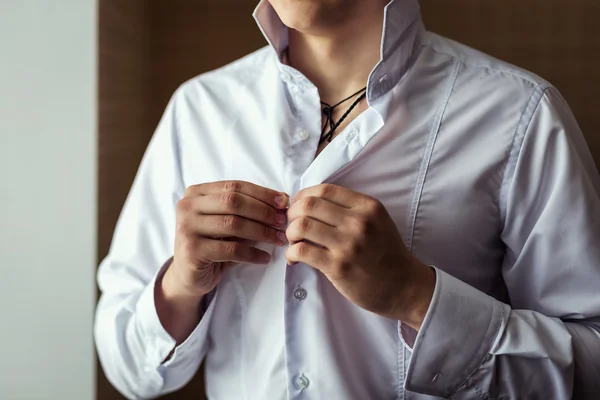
(95, 0, 600, 398)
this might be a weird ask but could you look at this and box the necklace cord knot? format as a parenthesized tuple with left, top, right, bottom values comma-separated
(320, 87, 367, 144)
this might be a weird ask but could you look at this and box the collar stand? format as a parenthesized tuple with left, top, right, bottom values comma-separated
(253, 0, 423, 102)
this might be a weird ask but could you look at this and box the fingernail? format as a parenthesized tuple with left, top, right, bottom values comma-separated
(277, 231, 288, 245)
(275, 194, 289, 209)
(275, 213, 286, 226)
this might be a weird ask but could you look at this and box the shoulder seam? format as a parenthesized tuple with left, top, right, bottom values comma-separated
(421, 36, 548, 88)
(168, 85, 187, 195)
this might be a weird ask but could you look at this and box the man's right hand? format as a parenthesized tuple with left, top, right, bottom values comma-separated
(157, 181, 289, 344)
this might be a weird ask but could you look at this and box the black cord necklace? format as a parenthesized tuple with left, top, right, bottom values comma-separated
(320, 87, 367, 144)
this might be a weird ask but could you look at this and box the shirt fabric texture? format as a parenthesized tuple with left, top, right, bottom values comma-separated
(95, 0, 600, 399)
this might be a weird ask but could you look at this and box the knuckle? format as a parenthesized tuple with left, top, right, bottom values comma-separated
(302, 197, 318, 214)
(318, 184, 335, 198)
(298, 217, 311, 234)
(221, 241, 241, 257)
(365, 199, 384, 215)
(223, 180, 243, 193)
(183, 185, 198, 198)
(261, 205, 273, 221)
(295, 242, 311, 258)
(176, 197, 193, 213)
(222, 215, 242, 231)
(222, 192, 242, 211)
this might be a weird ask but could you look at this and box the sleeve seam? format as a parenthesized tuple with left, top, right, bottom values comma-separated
(171, 85, 187, 198)
(498, 84, 552, 223)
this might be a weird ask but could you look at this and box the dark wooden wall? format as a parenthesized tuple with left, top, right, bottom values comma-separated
(98, 2, 152, 399)
(97, 1, 263, 399)
(97, 1, 600, 399)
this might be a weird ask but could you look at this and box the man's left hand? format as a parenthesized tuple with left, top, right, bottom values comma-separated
(286, 184, 436, 330)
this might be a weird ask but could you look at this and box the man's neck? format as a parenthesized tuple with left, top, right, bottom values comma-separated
(286, 5, 386, 105)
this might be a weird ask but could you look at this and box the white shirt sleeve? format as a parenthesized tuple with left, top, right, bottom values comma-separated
(94, 88, 216, 399)
(404, 87, 600, 399)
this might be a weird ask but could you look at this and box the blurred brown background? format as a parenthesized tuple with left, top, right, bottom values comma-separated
(97, 1, 600, 399)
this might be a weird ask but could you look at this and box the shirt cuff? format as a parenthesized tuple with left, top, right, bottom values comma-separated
(404, 267, 505, 398)
(134, 260, 218, 369)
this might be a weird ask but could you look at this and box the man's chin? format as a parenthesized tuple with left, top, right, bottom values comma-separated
(268, 0, 349, 33)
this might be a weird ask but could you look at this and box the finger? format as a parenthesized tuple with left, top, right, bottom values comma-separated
(287, 196, 345, 226)
(224, 237, 257, 246)
(193, 192, 287, 228)
(186, 215, 287, 246)
(199, 238, 272, 264)
(186, 180, 289, 210)
(286, 216, 340, 249)
(286, 241, 331, 270)
(292, 184, 365, 209)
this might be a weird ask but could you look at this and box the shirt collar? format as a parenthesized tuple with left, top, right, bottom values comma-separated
(253, 0, 423, 102)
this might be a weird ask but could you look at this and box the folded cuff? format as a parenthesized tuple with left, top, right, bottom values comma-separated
(135, 260, 217, 370)
(404, 267, 505, 398)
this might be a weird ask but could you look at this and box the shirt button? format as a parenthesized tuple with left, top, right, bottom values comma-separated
(297, 130, 310, 141)
(281, 70, 293, 83)
(294, 287, 307, 301)
(295, 374, 309, 390)
(345, 129, 359, 143)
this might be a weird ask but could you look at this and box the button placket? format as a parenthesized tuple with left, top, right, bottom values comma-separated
(281, 82, 323, 398)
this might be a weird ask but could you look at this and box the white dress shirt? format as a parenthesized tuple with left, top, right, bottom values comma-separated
(94, 0, 600, 399)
